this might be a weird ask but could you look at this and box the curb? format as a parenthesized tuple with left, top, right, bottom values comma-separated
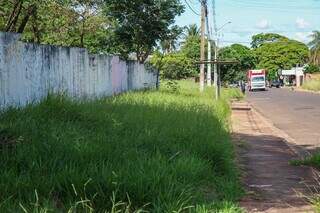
(245, 100, 311, 158)
(293, 88, 320, 95)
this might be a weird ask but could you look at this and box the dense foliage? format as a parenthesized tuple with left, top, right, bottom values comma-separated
(0, 0, 111, 53)
(219, 44, 256, 82)
(304, 64, 320, 73)
(0, 81, 243, 212)
(216, 33, 309, 81)
(254, 38, 309, 79)
(150, 52, 195, 79)
(0, 0, 184, 62)
(309, 31, 320, 66)
(105, 0, 184, 62)
(251, 33, 287, 49)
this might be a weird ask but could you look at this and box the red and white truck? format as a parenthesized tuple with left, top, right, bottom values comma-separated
(247, 69, 267, 91)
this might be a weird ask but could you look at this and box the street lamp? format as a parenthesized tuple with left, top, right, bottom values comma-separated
(216, 21, 232, 34)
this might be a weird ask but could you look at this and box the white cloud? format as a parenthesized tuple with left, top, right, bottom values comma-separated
(295, 18, 310, 29)
(294, 32, 312, 43)
(256, 19, 270, 29)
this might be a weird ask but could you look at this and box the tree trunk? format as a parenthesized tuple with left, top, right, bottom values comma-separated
(17, 5, 37, 34)
(5, 0, 23, 32)
(31, 10, 41, 43)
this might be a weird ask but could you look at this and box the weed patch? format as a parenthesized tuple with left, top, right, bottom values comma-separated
(0, 80, 243, 212)
(302, 80, 320, 92)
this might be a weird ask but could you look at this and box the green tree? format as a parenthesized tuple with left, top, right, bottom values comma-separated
(159, 25, 184, 54)
(0, 0, 40, 34)
(251, 33, 288, 49)
(219, 44, 256, 82)
(104, 0, 184, 63)
(180, 35, 200, 60)
(304, 64, 320, 74)
(309, 31, 320, 66)
(0, 0, 111, 53)
(183, 24, 200, 39)
(150, 52, 194, 79)
(254, 36, 309, 80)
(179, 35, 200, 75)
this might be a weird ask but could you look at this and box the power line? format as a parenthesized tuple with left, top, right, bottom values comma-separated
(184, 0, 200, 16)
(223, 0, 320, 13)
(212, 0, 217, 34)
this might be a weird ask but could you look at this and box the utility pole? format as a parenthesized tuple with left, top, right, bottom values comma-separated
(205, 5, 211, 87)
(215, 36, 219, 99)
(199, 0, 206, 92)
(212, 0, 218, 90)
(207, 39, 212, 86)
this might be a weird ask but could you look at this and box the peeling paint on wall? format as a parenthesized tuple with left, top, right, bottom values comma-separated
(0, 32, 157, 109)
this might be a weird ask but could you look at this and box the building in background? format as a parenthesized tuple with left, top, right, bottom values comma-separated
(280, 67, 305, 87)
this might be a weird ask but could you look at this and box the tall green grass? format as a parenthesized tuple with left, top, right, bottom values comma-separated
(291, 155, 320, 212)
(302, 80, 320, 92)
(0, 80, 243, 212)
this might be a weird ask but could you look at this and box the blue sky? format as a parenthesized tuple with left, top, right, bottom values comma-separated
(175, 0, 320, 47)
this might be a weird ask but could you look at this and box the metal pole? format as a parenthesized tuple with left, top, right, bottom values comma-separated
(217, 37, 221, 99)
(207, 39, 212, 86)
(218, 63, 221, 99)
(214, 35, 219, 99)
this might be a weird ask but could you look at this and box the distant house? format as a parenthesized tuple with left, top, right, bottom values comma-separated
(280, 66, 305, 87)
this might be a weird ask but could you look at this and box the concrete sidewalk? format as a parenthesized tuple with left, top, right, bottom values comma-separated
(231, 101, 316, 213)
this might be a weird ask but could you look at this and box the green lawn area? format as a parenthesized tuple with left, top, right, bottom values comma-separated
(302, 79, 320, 92)
(0, 80, 244, 212)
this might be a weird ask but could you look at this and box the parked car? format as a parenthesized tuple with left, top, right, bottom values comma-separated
(228, 82, 239, 88)
(270, 80, 281, 88)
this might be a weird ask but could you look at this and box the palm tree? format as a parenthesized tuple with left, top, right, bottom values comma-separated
(184, 24, 200, 39)
(309, 31, 320, 65)
(160, 26, 183, 54)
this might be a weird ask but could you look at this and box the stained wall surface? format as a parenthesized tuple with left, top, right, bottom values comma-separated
(0, 32, 157, 109)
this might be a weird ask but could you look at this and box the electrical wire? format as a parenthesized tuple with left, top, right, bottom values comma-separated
(184, 0, 201, 16)
(223, 0, 320, 13)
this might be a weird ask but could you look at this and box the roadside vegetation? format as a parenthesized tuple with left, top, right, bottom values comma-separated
(291, 154, 320, 212)
(0, 81, 243, 212)
(302, 79, 320, 92)
(291, 154, 320, 169)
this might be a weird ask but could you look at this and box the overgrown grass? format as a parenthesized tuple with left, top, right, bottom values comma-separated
(302, 80, 320, 92)
(291, 154, 320, 212)
(291, 154, 320, 169)
(0, 80, 243, 212)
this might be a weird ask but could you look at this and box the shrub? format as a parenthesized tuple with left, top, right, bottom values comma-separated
(150, 52, 196, 80)
(304, 64, 320, 74)
(302, 79, 320, 91)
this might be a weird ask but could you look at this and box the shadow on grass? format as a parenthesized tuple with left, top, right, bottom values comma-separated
(0, 94, 243, 212)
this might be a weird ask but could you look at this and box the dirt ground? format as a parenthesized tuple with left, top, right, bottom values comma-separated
(231, 101, 318, 213)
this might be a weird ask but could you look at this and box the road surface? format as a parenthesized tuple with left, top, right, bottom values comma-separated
(246, 88, 320, 155)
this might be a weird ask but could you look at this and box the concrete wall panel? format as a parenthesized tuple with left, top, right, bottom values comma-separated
(0, 32, 157, 109)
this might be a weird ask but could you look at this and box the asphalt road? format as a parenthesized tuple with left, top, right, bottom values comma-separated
(246, 88, 320, 153)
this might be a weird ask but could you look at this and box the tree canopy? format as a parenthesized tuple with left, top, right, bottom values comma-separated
(183, 24, 200, 39)
(0, 0, 185, 63)
(0, 0, 111, 53)
(309, 31, 320, 66)
(104, 0, 184, 62)
(219, 44, 256, 82)
(254, 37, 309, 79)
(150, 51, 194, 80)
(251, 33, 288, 49)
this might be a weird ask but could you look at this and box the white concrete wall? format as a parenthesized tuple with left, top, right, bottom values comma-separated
(0, 32, 157, 109)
